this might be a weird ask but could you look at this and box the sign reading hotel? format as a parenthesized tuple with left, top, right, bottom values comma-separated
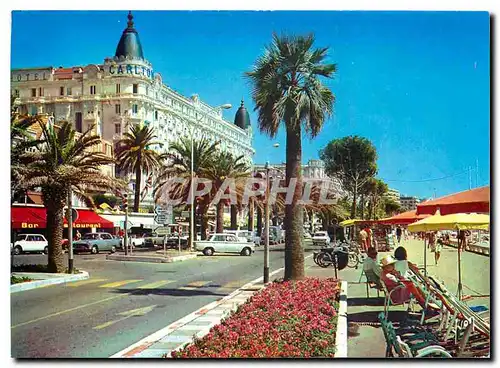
(108, 63, 154, 79)
(11, 68, 52, 82)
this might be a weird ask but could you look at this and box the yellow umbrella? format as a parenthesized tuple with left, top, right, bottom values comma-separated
(339, 219, 361, 227)
(408, 212, 489, 299)
(408, 213, 489, 232)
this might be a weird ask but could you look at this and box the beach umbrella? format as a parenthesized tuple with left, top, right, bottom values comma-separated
(378, 210, 430, 225)
(408, 212, 490, 299)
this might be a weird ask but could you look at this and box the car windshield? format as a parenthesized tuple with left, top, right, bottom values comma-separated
(82, 233, 99, 240)
(16, 235, 27, 241)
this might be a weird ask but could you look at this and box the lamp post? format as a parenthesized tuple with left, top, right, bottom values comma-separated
(189, 103, 232, 251)
(263, 143, 280, 284)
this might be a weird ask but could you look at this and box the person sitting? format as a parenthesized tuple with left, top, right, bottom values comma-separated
(380, 255, 439, 311)
(393, 246, 421, 277)
(363, 247, 381, 286)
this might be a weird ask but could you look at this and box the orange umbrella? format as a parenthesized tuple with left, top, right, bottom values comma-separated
(416, 186, 490, 215)
(378, 210, 430, 225)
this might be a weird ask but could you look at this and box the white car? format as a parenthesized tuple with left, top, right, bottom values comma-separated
(195, 233, 255, 256)
(224, 230, 253, 243)
(312, 231, 331, 246)
(12, 234, 48, 255)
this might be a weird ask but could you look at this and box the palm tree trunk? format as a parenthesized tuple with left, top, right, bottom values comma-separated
(284, 125, 304, 281)
(216, 202, 224, 233)
(230, 205, 237, 230)
(134, 161, 142, 213)
(256, 206, 263, 236)
(199, 199, 209, 240)
(45, 198, 66, 273)
(247, 198, 255, 232)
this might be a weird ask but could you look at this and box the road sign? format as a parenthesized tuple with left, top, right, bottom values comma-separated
(154, 205, 173, 225)
(154, 226, 169, 235)
(65, 208, 78, 222)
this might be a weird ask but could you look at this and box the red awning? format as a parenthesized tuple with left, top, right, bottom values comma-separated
(11, 207, 47, 229)
(416, 186, 490, 215)
(378, 210, 430, 225)
(11, 206, 113, 229)
(63, 209, 113, 229)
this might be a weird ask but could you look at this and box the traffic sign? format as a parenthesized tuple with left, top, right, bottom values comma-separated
(154, 226, 169, 235)
(154, 205, 173, 225)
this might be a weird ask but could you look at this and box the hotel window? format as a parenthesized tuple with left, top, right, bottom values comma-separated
(75, 112, 83, 132)
(154, 111, 158, 120)
(132, 104, 138, 114)
(60, 86, 64, 96)
(90, 85, 96, 95)
(31, 88, 36, 97)
(115, 123, 121, 134)
(115, 104, 121, 114)
(38, 87, 44, 97)
(67, 87, 72, 95)
(133, 84, 138, 94)
(116, 84, 121, 94)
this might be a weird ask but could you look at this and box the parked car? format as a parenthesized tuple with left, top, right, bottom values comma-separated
(224, 230, 254, 243)
(130, 235, 146, 248)
(312, 231, 331, 246)
(195, 233, 255, 256)
(12, 234, 48, 255)
(73, 232, 120, 254)
(165, 234, 189, 250)
(260, 226, 284, 245)
(143, 233, 166, 247)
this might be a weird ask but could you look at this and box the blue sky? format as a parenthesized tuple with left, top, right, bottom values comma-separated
(11, 11, 490, 199)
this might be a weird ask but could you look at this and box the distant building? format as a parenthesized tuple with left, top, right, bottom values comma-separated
(400, 196, 420, 211)
(384, 188, 401, 203)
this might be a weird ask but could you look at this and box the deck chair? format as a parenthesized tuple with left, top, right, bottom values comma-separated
(381, 278, 414, 319)
(358, 268, 381, 298)
(396, 336, 452, 358)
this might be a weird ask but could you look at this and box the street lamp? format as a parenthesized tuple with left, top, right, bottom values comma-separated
(189, 103, 232, 251)
(264, 143, 280, 284)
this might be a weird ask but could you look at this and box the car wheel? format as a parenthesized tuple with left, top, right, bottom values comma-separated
(241, 247, 252, 256)
(110, 246, 116, 253)
(44, 246, 49, 255)
(14, 246, 22, 255)
(91, 245, 98, 254)
(203, 247, 214, 256)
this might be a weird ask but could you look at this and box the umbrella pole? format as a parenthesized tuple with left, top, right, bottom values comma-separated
(423, 234, 427, 277)
(458, 236, 463, 299)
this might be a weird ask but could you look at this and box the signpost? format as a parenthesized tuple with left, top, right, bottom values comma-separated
(66, 192, 78, 274)
(155, 205, 173, 225)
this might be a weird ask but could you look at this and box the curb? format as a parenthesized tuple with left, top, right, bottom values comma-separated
(445, 243, 489, 257)
(110, 253, 314, 358)
(10, 271, 89, 293)
(334, 281, 348, 358)
(106, 254, 197, 263)
(109, 267, 285, 358)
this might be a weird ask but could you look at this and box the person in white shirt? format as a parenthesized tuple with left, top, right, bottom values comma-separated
(363, 247, 381, 278)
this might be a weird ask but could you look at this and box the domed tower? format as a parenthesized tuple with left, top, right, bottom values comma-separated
(234, 99, 251, 130)
(115, 11, 144, 60)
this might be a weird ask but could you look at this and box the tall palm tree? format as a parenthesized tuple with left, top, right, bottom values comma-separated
(115, 124, 162, 212)
(18, 122, 118, 273)
(246, 33, 336, 280)
(155, 137, 219, 240)
(203, 152, 250, 233)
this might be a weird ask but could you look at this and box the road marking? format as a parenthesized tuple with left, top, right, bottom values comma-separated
(66, 278, 108, 287)
(179, 280, 212, 290)
(12, 294, 125, 329)
(137, 280, 174, 289)
(99, 280, 143, 288)
(93, 305, 157, 330)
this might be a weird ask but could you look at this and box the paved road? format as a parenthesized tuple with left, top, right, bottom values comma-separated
(11, 246, 310, 358)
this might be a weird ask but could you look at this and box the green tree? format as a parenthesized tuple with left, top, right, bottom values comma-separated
(115, 124, 162, 212)
(383, 198, 402, 217)
(320, 136, 377, 218)
(246, 33, 336, 281)
(18, 122, 118, 272)
(203, 152, 250, 234)
(92, 193, 119, 208)
(155, 137, 218, 241)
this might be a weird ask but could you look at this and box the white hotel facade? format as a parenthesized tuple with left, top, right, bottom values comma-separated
(11, 12, 255, 209)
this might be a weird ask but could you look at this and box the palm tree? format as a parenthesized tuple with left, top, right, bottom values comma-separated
(18, 122, 118, 273)
(246, 33, 336, 280)
(155, 137, 218, 240)
(203, 152, 250, 233)
(115, 124, 162, 212)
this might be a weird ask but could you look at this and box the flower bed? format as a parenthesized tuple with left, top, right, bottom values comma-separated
(11, 275, 33, 284)
(172, 277, 340, 358)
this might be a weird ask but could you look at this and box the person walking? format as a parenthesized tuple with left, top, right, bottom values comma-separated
(396, 226, 402, 245)
(359, 228, 368, 252)
(427, 231, 437, 262)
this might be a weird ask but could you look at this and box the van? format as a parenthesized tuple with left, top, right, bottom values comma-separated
(224, 230, 253, 243)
